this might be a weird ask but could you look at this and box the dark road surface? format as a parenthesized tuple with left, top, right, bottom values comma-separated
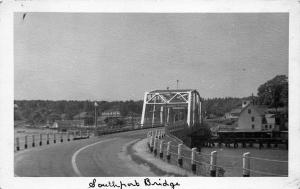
(15, 129, 155, 177)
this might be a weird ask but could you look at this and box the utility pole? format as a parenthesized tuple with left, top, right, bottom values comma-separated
(94, 102, 98, 135)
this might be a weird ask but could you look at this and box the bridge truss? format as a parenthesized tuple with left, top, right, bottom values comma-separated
(140, 89, 202, 128)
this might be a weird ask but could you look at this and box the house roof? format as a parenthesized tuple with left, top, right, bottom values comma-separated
(102, 109, 121, 113)
(73, 112, 93, 119)
(230, 108, 242, 114)
(240, 104, 268, 116)
(252, 105, 268, 115)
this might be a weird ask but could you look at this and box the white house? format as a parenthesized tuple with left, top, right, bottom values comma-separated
(237, 104, 278, 131)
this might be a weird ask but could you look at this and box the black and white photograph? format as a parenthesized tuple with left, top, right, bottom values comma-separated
(1, 0, 300, 189)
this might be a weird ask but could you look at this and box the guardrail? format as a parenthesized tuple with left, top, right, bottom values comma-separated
(95, 123, 164, 136)
(14, 130, 90, 152)
(146, 129, 288, 177)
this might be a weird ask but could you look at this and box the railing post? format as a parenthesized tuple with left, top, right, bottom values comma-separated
(32, 135, 35, 147)
(73, 131, 76, 140)
(147, 132, 150, 146)
(149, 134, 154, 152)
(39, 134, 42, 146)
(60, 132, 63, 142)
(24, 135, 28, 149)
(159, 140, 164, 159)
(166, 141, 171, 162)
(243, 152, 250, 177)
(67, 132, 70, 141)
(54, 133, 56, 143)
(153, 138, 158, 156)
(80, 130, 82, 139)
(210, 151, 217, 177)
(47, 133, 49, 144)
(191, 147, 197, 174)
(16, 138, 20, 151)
(178, 144, 183, 167)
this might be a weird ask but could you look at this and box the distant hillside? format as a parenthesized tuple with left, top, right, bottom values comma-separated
(14, 100, 143, 125)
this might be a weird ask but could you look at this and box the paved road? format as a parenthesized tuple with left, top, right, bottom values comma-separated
(14, 129, 155, 177)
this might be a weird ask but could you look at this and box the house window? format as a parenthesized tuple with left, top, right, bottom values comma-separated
(248, 109, 251, 114)
(265, 125, 268, 129)
(252, 124, 255, 129)
(251, 116, 255, 122)
(269, 125, 272, 129)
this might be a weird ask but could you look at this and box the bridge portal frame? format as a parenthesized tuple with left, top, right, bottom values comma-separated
(140, 89, 202, 128)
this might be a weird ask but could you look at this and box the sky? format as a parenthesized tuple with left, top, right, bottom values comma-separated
(14, 13, 288, 101)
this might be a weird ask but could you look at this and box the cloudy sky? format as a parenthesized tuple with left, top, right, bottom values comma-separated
(14, 13, 288, 101)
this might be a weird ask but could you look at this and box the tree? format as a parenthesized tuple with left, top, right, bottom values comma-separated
(257, 75, 288, 108)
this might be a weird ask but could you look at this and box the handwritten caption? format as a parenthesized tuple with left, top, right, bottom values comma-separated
(89, 178, 180, 189)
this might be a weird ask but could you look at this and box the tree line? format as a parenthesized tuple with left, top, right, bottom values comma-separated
(14, 75, 288, 125)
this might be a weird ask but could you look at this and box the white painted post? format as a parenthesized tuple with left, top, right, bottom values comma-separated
(39, 134, 42, 146)
(153, 138, 158, 156)
(140, 92, 148, 128)
(191, 147, 197, 174)
(243, 152, 250, 177)
(210, 151, 217, 177)
(47, 133, 49, 144)
(24, 135, 28, 149)
(16, 138, 20, 151)
(150, 134, 154, 152)
(166, 141, 171, 162)
(60, 132, 63, 142)
(67, 132, 70, 141)
(178, 144, 183, 167)
(54, 133, 56, 143)
(32, 135, 35, 147)
(159, 140, 164, 158)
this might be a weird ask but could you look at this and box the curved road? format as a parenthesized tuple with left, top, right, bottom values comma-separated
(15, 129, 156, 177)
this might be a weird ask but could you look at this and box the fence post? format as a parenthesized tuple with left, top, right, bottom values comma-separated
(159, 140, 164, 159)
(153, 138, 158, 156)
(32, 135, 35, 147)
(242, 152, 250, 177)
(73, 131, 76, 140)
(67, 132, 70, 141)
(16, 138, 20, 151)
(210, 151, 217, 177)
(191, 147, 197, 174)
(60, 132, 63, 142)
(166, 141, 171, 162)
(80, 130, 82, 139)
(178, 144, 183, 167)
(147, 132, 151, 147)
(47, 133, 49, 144)
(54, 133, 56, 143)
(24, 135, 28, 149)
(39, 134, 42, 146)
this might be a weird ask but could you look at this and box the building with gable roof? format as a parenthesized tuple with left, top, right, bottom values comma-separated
(237, 104, 279, 131)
